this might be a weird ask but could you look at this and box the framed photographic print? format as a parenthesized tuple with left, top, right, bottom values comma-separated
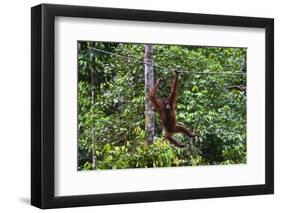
(31, 3, 274, 209)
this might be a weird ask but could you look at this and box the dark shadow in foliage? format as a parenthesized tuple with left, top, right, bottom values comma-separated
(78, 148, 92, 170)
(200, 134, 225, 164)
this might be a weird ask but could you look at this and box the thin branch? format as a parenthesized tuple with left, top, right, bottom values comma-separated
(89, 47, 246, 76)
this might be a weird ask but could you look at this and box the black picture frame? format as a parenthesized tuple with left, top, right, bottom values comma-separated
(31, 3, 274, 209)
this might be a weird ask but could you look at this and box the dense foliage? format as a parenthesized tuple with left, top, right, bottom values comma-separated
(78, 41, 246, 170)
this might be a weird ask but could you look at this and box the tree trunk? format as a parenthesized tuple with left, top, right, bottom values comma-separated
(144, 44, 154, 144)
(91, 67, 97, 169)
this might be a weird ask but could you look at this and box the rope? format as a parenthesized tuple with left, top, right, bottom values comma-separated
(89, 47, 246, 76)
